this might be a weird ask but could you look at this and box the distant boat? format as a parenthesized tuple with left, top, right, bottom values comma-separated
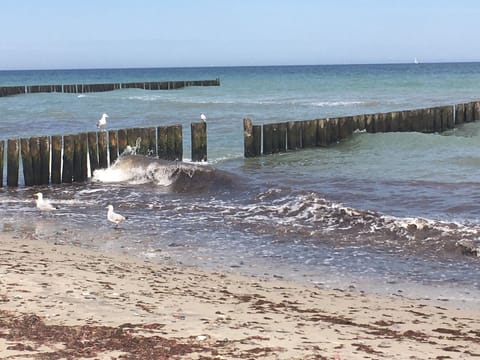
(414, 57, 419, 64)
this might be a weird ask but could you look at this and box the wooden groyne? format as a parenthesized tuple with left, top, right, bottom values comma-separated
(244, 100, 480, 157)
(0, 79, 220, 97)
(1, 123, 208, 187)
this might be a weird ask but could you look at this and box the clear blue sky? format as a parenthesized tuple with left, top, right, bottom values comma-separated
(1, 0, 479, 69)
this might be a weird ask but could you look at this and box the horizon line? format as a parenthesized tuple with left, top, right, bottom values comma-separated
(1, 60, 480, 72)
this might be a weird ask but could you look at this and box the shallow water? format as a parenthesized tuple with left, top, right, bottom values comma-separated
(1, 64, 480, 306)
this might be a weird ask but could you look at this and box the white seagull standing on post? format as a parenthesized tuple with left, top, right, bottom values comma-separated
(200, 113, 207, 122)
(97, 113, 109, 131)
(107, 205, 127, 227)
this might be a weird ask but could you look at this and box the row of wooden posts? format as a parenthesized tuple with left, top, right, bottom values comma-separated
(0, 122, 207, 187)
(0, 79, 220, 97)
(244, 100, 480, 157)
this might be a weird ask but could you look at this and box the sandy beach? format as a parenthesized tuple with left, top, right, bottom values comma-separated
(0, 233, 478, 359)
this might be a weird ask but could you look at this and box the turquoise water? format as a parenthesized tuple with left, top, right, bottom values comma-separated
(1, 63, 480, 304)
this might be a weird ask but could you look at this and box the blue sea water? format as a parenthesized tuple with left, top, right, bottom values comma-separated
(1, 63, 480, 306)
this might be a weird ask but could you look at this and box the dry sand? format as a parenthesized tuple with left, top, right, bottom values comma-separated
(0, 233, 479, 359)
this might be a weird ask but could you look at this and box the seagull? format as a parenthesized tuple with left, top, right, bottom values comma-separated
(96, 113, 109, 131)
(107, 205, 127, 227)
(200, 113, 207, 122)
(34, 192, 58, 211)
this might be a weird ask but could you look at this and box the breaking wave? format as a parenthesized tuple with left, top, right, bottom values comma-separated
(92, 154, 239, 193)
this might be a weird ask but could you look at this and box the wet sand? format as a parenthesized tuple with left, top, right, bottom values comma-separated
(0, 233, 479, 359)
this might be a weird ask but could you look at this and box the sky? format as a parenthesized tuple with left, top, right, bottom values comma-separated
(1, 0, 479, 70)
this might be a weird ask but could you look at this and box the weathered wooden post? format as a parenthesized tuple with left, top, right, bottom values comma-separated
(316, 119, 328, 146)
(0, 140, 3, 187)
(354, 114, 366, 132)
(271, 123, 280, 153)
(365, 114, 375, 133)
(143, 127, 156, 156)
(98, 131, 108, 168)
(157, 126, 168, 159)
(62, 135, 74, 183)
(127, 128, 141, 150)
(287, 121, 300, 150)
(390, 112, 401, 132)
(108, 130, 118, 165)
(29, 137, 41, 185)
(443, 106, 454, 129)
(51, 135, 62, 184)
(166, 125, 182, 160)
(20, 138, 34, 186)
(7, 138, 19, 187)
(327, 118, 339, 143)
(465, 102, 474, 122)
(374, 113, 386, 133)
(244, 118, 256, 157)
(117, 129, 128, 156)
(455, 103, 465, 125)
(191, 121, 207, 162)
(88, 132, 99, 173)
(301, 120, 317, 148)
(474, 101, 480, 121)
(263, 123, 273, 155)
(39, 136, 50, 184)
(278, 122, 287, 152)
(73, 133, 88, 182)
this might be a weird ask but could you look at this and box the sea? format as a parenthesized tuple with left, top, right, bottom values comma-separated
(1, 63, 480, 307)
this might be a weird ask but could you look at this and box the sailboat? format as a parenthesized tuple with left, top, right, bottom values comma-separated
(414, 57, 419, 64)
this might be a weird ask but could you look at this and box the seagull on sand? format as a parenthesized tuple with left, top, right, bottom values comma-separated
(107, 205, 127, 227)
(96, 113, 109, 131)
(34, 192, 58, 211)
(200, 113, 207, 122)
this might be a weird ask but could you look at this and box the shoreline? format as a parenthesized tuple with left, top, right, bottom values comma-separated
(0, 233, 479, 359)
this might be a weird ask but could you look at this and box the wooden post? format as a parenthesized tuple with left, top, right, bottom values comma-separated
(365, 114, 375, 133)
(191, 121, 207, 162)
(252, 125, 262, 156)
(108, 130, 118, 164)
(455, 103, 464, 125)
(271, 123, 280, 153)
(29, 137, 41, 185)
(474, 101, 480, 121)
(98, 131, 108, 168)
(39, 136, 50, 184)
(0, 140, 3, 187)
(173, 125, 183, 161)
(166, 125, 182, 160)
(117, 129, 128, 156)
(465, 102, 474, 122)
(7, 138, 19, 187)
(354, 114, 366, 131)
(51, 135, 62, 184)
(287, 121, 300, 150)
(127, 128, 141, 151)
(263, 124, 273, 155)
(390, 112, 401, 132)
(328, 118, 339, 143)
(244, 118, 256, 157)
(302, 120, 317, 148)
(374, 113, 386, 133)
(88, 132, 99, 173)
(443, 106, 454, 129)
(317, 119, 328, 147)
(62, 135, 74, 183)
(145, 127, 157, 156)
(278, 123, 287, 152)
(433, 107, 442, 133)
(73, 133, 88, 182)
(20, 138, 34, 186)
(157, 126, 168, 159)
